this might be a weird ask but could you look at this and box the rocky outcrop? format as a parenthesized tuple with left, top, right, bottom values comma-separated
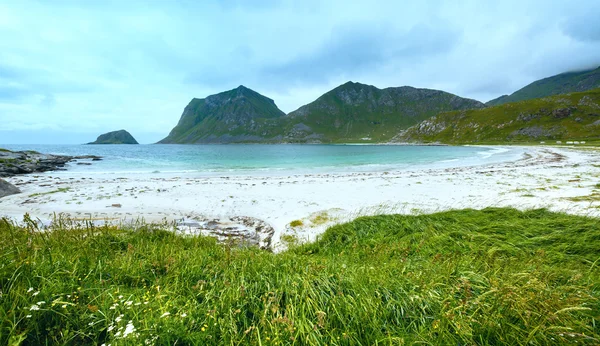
(176, 216, 274, 250)
(0, 148, 102, 177)
(88, 130, 138, 144)
(0, 178, 20, 198)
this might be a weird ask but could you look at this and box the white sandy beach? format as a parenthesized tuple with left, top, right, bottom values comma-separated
(1, 146, 599, 250)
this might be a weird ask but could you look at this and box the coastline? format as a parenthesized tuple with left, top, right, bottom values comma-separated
(1, 146, 599, 251)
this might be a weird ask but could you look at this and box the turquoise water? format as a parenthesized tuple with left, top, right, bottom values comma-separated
(1, 144, 523, 176)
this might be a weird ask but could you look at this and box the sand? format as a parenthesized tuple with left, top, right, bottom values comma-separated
(1, 146, 599, 251)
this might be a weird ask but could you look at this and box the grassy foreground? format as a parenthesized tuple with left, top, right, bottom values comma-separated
(1, 208, 599, 345)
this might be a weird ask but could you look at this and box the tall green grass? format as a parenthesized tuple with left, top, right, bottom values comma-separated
(1, 208, 599, 345)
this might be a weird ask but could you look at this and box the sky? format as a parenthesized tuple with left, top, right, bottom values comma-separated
(1, 0, 599, 144)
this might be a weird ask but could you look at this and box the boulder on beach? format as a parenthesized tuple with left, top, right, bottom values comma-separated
(0, 178, 20, 198)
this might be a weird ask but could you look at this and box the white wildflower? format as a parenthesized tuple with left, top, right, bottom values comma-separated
(25, 315, 32, 318)
(107, 325, 115, 332)
(125, 301, 133, 306)
(118, 295, 123, 299)
(29, 304, 40, 311)
(115, 314, 124, 323)
(160, 312, 170, 318)
(180, 313, 187, 318)
(27, 287, 34, 293)
(134, 302, 141, 306)
(122, 321, 136, 338)
(61, 304, 67, 308)
(37, 301, 46, 305)
(32, 291, 40, 296)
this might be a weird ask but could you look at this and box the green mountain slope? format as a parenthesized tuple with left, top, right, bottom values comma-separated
(158, 86, 286, 144)
(88, 130, 138, 144)
(286, 82, 485, 142)
(160, 83, 485, 144)
(487, 67, 600, 106)
(394, 89, 600, 144)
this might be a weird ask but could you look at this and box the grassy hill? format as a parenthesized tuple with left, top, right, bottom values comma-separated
(395, 89, 600, 144)
(1, 208, 599, 344)
(487, 66, 600, 106)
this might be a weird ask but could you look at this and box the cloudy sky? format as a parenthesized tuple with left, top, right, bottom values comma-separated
(1, 0, 599, 144)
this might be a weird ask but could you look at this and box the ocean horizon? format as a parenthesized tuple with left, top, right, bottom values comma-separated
(0, 144, 524, 176)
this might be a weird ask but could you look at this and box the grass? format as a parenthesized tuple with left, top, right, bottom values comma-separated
(28, 187, 71, 198)
(566, 192, 600, 202)
(289, 220, 303, 227)
(1, 208, 599, 345)
(399, 88, 600, 144)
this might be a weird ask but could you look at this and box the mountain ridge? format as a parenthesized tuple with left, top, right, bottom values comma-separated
(159, 82, 485, 144)
(487, 66, 600, 106)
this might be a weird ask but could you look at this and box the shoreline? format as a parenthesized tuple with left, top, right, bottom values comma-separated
(1, 146, 599, 251)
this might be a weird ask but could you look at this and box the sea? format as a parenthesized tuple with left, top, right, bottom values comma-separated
(0, 144, 524, 176)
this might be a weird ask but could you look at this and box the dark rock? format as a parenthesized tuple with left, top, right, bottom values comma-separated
(552, 107, 574, 119)
(0, 178, 20, 198)
(509, 126, 553, 138)
(0, 148, 102, 177)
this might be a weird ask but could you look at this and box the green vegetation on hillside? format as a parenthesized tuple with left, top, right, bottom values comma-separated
(88, 130, 138, 145)
(487, 67, 600, 106)
(285, 82, 484, 143)
(158, 86, 286, 144)
(158, 83, 484, 144)
(396, 89, 600, 144)
(2, 208, 599, 345)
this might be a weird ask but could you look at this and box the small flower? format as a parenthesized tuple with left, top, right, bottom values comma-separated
(25, 315, 32, 318)
(180, 313, 187, 318)
(122, 321, 136, 338)
(125, 301, 133, 306)
(115, 314, 124, 323)
(37, 301, 46, 305)
(160, 312, 170, 318)
(27, 287, 34, 293)
(30, 304, 40, 311)
(32, 291, 40, 296)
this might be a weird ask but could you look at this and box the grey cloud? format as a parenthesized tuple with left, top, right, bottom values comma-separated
(562, 7, 600, 42)
(260, 23, 459, 87)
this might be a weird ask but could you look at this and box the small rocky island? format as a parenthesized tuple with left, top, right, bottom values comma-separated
(88, 130, 138, 144)
(0, 148, 101, 177)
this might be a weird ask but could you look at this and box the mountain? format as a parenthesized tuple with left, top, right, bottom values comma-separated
(88, 130, 138, 144)
(393, 89, 600, 144)
(158, 86, 286, 144)
(160, 83, 485, 144)
(487, 67, 600, 106)
(285, 82, 485, 142)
